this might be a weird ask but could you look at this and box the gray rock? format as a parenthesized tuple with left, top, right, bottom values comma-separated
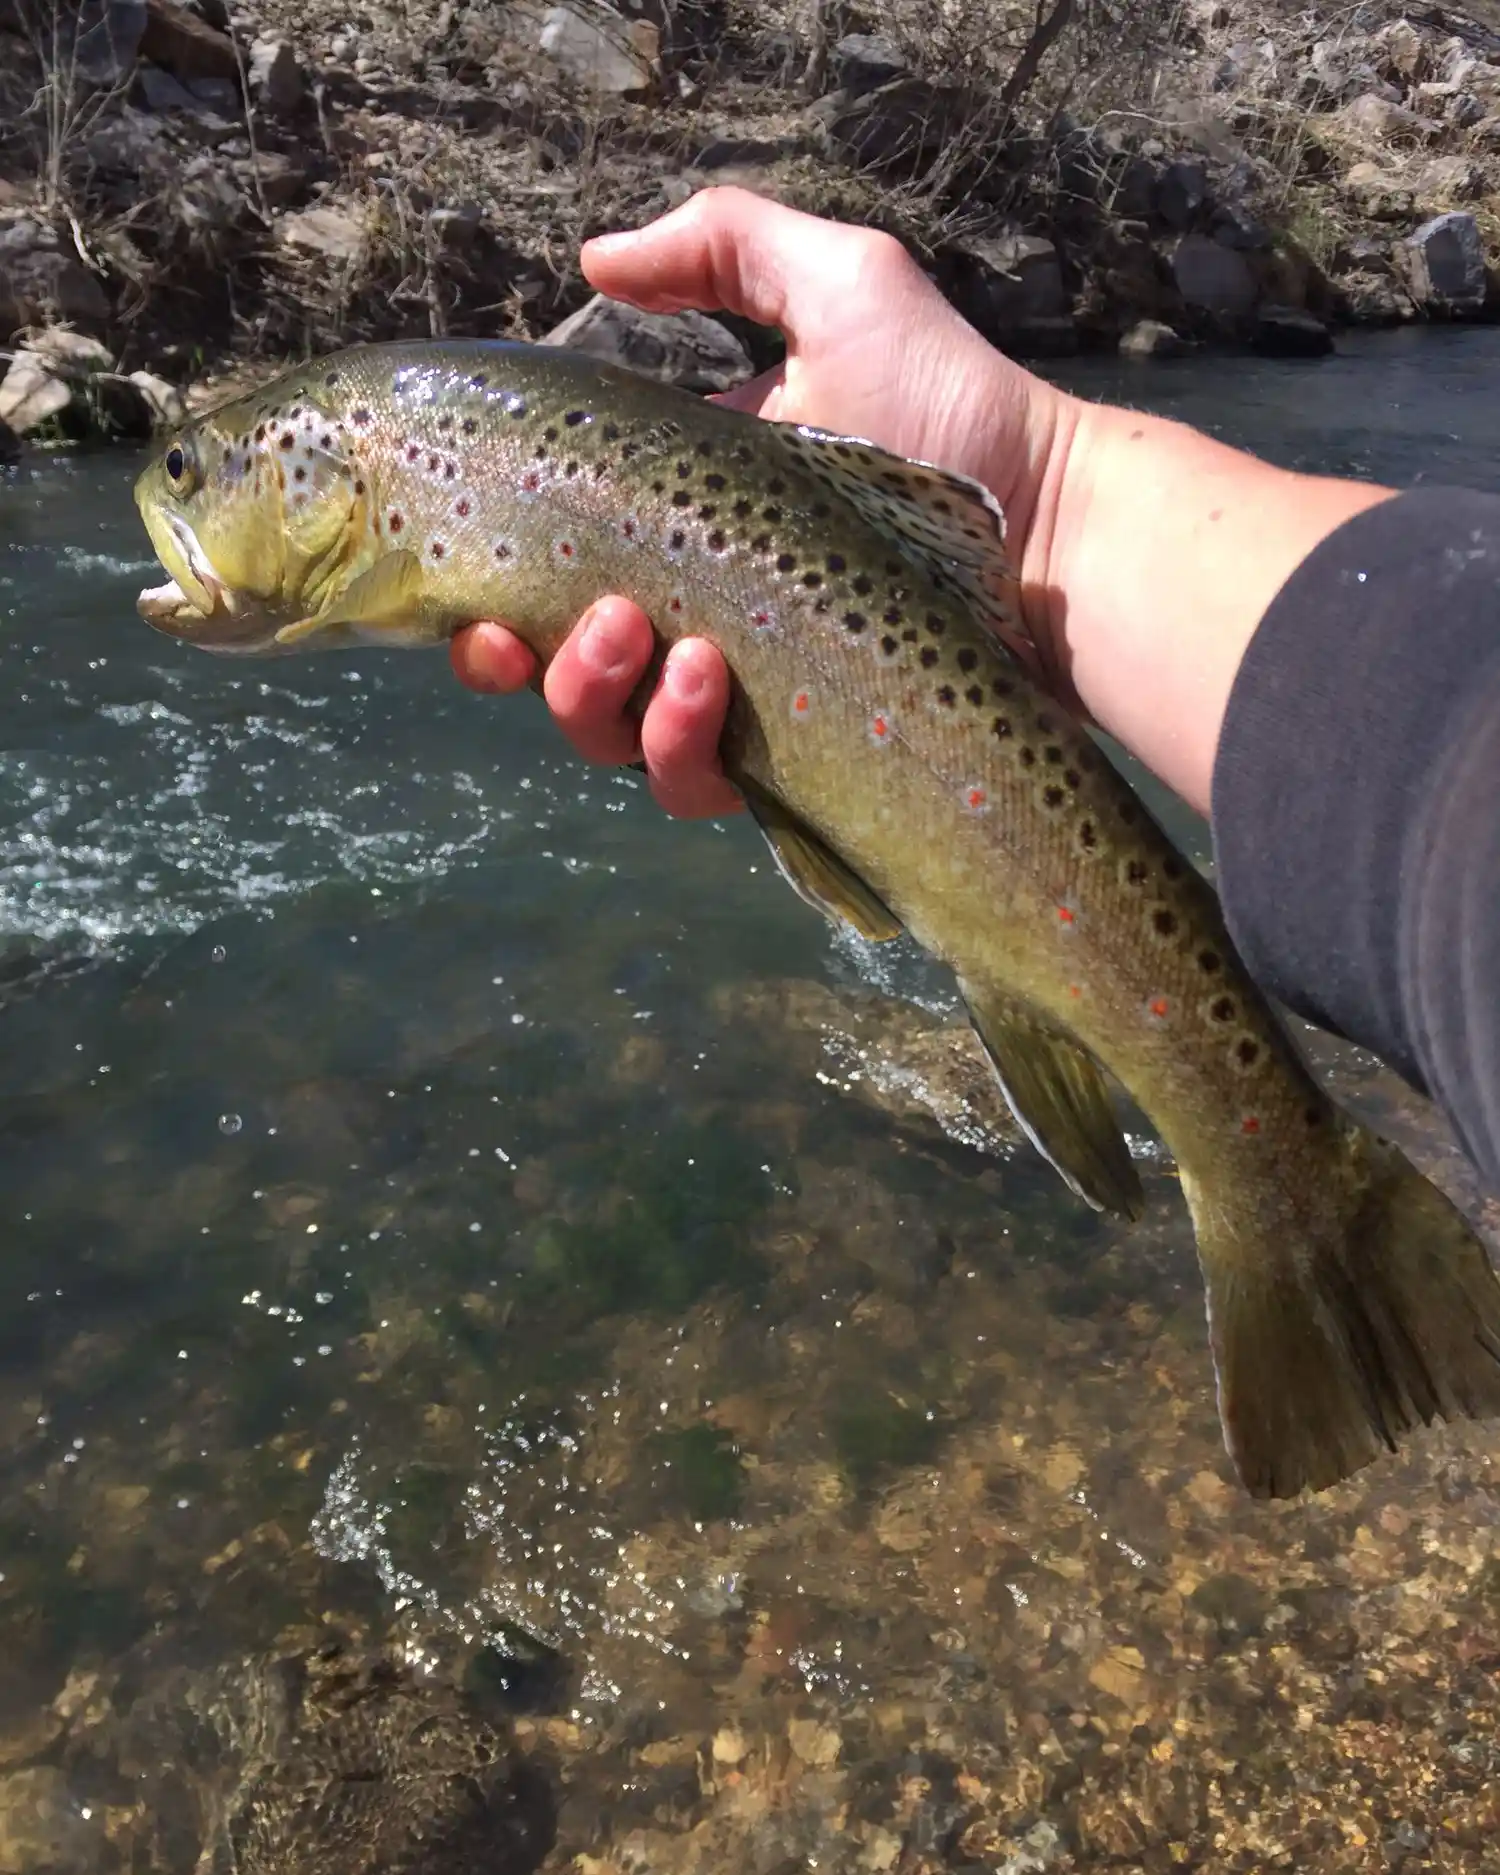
(74, 0, 148, 83)
(0, 249, 111, 337)
(232, 149, 309, 209)
(1340, 269, 1414, 324)
(816, 78, 974, 173)
(1119, 318, 1187, 358)
(93, 372, 164, 438)
(1450, 91, 1487, 127)
(1342, 161, 1416, 220)
(124, 369, 185, 429)
(541, 294, 753, 393)
(1251, 306, 1334, 357)
(1342, 92, 1436, 138)
(1211, 202, 1270, 249)
(830, 33, 907, 96)
(538, 1, 657, 95)
(0, 355, 70, 435)
(428, 203, 484, 249)
(1397, 210, 1488, 311)
(1374, 17, 1428, 84)
(1170, 232, 1256, 316)
(942, 231, 1068, 335)
(23, 329, 116, 376)
(136, 62, 201, 111)
(1155, 158, 1208, 230)
(278, 204, 368, 265)
(1415, 155, 1484, 202)
(247, 37, 305, 111)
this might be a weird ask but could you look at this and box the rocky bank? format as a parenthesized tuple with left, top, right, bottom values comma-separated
(1, 0, 1499, 438)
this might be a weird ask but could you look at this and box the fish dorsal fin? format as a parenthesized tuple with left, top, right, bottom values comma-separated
(276, 550, 423, 647)
(741, 778, 903, 943)
(959, 977, 1145, 1220)
(774, 424, 1028, 655)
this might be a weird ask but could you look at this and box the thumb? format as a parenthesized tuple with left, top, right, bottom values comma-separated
(581, 186, 871, 336)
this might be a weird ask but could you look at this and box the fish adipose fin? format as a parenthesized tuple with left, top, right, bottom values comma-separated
(742, 780, 904, 943)
(960, 980, 1145, 1220)
(275, 550, 423, 647)
(775, 425, 1030, 660)
(1191, 1136, 1500, 1499)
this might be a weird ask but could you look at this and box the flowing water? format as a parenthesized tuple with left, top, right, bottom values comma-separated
(0, 328, 1498, 1873)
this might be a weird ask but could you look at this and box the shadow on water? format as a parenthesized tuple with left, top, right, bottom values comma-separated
(0, 333, 1499, 1870)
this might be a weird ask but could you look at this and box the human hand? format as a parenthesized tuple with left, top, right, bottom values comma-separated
(450, 185, 1072, 818)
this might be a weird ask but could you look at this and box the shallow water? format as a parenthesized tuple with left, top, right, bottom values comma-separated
(0, 328, 1498, 1873)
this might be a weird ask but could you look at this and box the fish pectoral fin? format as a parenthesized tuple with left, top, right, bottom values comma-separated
(959, 980, 1144, 1220)
(742, 780, 904, 944)
(778, 426, 1030, 662)
(275, 550, 423, 647)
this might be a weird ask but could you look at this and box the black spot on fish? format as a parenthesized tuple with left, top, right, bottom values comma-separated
(1124, 860, 1148, 886)
(1198, 950, 1221, 975)
(565, 410, 587, 426)
(803, 571, 823, 589)
(1118, 802, 1139, 825)
(1211, 996, 1236, 1022)
(921, 647, 940, 667)
(827, 553, 846, 574)
(957, 648, 978, 673)
(603, 422, 620, 442)
(1162, 856, 1184, 881)
(708, 530, 726, 552)
(1078, 820, 1097, 848)
(777, 553, 796, 573)
(696, 439, 713, 457)
(1153, 908, 1178, 937)
(853, 574, 873, 596)
(698, 505, 717, 521)
(1236, 1037, 1261, 1066)
(677, 461, 692, 479)
(902, 627, 919, 643)
(544, 426, 559, 443)
(883, 606, 902, 626)
(883, 635, 902, 657)
(1043, 785, 1065, 807)
(753, 535, 772, 554)
(706, 473, 726, 491)
(763, 506, 783, 523)
(1019, 747, 1036, 768)
(993, 716, 1011, 738)
(672, 491, 692, 508)
(844, 612, 867, 633)
(324, 371, 341, 387)
(1044, 746, 1063, 765)
(936, 685, 956, 707)
(1064, 769, 1081, 789)
(462, 418, 477, 436)
(733, 499, 753, 519)
(670, 529, 686, 551)
(767, 478, 785, 495)
(965, 685, 983, 706)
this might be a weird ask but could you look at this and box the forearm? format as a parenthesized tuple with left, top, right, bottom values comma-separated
(1015, 396, 1396, 816)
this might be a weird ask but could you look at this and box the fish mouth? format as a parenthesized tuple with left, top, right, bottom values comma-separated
(135, 509, 288, 655)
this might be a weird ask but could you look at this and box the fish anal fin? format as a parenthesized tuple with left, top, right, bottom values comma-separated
(742, 780, 903, 943)
(960, 979, 1144, 1219)
(777, 425, 1029, 659)
(276, 550, 423, 647)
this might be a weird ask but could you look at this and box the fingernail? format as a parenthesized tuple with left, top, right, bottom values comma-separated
(666, 648, 706, 704)
(584, 230, 638, 259)
(580, 607, 631, 679)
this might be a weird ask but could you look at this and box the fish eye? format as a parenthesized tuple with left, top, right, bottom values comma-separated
(163, 442, 197, 494)
(165, 446, 185, 480)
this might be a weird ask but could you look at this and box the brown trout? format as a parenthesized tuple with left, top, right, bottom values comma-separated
(133, 338, 1500, 1499)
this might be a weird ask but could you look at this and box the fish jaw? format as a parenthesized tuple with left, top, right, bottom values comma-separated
(135, 480, 306, 656)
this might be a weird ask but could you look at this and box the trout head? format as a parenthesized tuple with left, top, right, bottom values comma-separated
(135, 380, 375, 656)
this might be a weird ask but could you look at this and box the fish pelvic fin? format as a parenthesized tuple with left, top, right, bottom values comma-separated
(959, 979, 1144, 1220)
(777, 425, 1030, 660)
(741, 779, 904, 943)
(1189, 1133, 1500, 1500)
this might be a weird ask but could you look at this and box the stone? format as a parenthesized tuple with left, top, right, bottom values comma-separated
(541, 294, 753, 393)
(1170, 232, 1256, 316)
(0, 249, 110, 336)
(829, 33, 906, 96)
(1119, 318, 1187, 358)
(1342, 161, 1416, 220)
(136, 63, 202, 111)
(0, 1765, 92, 1873)
(247, 37, 304, 111)
(125, 369, 185, 429)
(940, 231, 1068, 337)
(1154, 158, 1208, 230)
(232, 149, 308, 209)
(1340, 269, 1415, 324)
(24, 329, 116, 376)
(1375, 17, 1428, 84)
(74, 0, 148, 83)
(1251, 306, 1334, 357)
(93, 372, 163, 437)
(1397, 211, 1488, 312)
(816, 78, 973, 173)
(139, 0, 239, 82)
(1449, 91, 1487, 128)
(1341, 92, 1433, 139)
(0, 355, 72, 434)
(278, 204, 368, 264)
(538, 1, 658, 95)
(1210, 202, 1269, 249)
(1416, 155, 1484, 202)
(428, 203, 484, 249)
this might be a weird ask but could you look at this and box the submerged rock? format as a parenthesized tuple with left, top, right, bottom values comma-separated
(1119, 317, 1187, 358)
(1398, 210, 1489, 311)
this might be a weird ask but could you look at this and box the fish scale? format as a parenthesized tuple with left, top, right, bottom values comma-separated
(133, 337, 1500, 1502)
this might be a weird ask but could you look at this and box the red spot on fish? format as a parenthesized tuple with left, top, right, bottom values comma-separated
(1057, 905, 1075, 925)
(389, 511, 404, 533)
(752, 609, 771, 628)
(622, 518, 636, 538)
(454, 497, 471, 518)
(430, 539, 446, 560)
(966, 787, 987, 811)
(559, 541, 574, 559)
(493, 541, 511, 560)
(793, 691, 810, 714)
(1241, 1115, 1261, 1136)
(522, 470, 540, 493)
(1149, 997, 1169, 1019)
(668, 596, 682, 612)
(427, 453, 441, 473)
(1068, 984, 1081, 999)
(871, 714, 890, 741)
(406, 444, 420, 463)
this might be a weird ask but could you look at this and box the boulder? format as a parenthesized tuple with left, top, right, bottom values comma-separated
(1415, 155, 1484, 203)
(541, 294, 753, 393)
(1449, 91, 1487, 128)
(74, 0, 148, 83)
(92, 372, 165, 437)
(232, 149, 309, 209)
(1397, 211, 1488, 312)
(814, 78, 976, 174)
(538, 1, 658, 95)
(1374, 18, 1428, 85)
(124, 369, 185, 429)
(1339, 269, 1415, 324)
(940, 231, 1068, 337)
(1170, 232, 1256, 316)
(0, 354, 72, 435)
(278, 204, 368, 264)
(0, 234, 111, 338)
(1341, 92, 1435, 139)
(1251, 307, 1334, 357)
(1210, 202, 1270, 250)
(829, 33, 907, 96)
(247, 37, 305, 112)
(1342, 162, 1416, 220)
(139, 0, 238, 82)
(22, 329, 115, 376)
(1154, 159, 1208, 230)
(1119, 318, 1187, 358)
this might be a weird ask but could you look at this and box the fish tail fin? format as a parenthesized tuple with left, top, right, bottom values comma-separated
(1189, 1135, 1500, 1499)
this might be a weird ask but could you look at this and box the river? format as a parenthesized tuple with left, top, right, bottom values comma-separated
(0, 327, 1497, 1872)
